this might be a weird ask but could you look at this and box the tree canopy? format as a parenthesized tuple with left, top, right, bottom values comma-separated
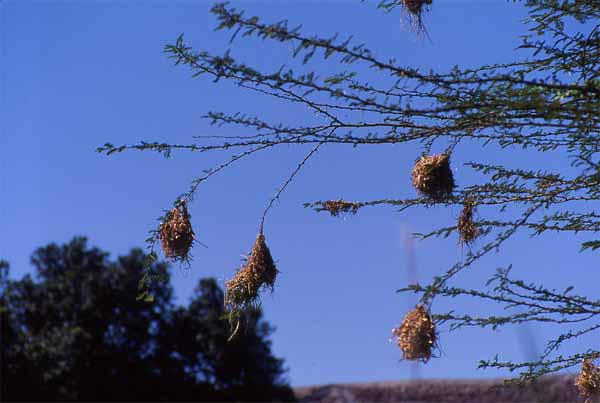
(0, 237, 294, 402)
(97, 0, 600, 396)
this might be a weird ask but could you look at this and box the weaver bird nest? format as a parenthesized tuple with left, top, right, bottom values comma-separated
(402, 0, 432, 14)
(225, 232, 277, 310)
(411, 153, 455, 201)
(457, 200, 480, 246)
(401, 0, 432, 35)
(392, 304, 437, 362)
(322, 200, 360, 216)
(158, 201, 194, 262)
(575, 359, 600, 403)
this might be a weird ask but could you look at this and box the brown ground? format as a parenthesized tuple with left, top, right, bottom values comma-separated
(294, 375, 583, 403)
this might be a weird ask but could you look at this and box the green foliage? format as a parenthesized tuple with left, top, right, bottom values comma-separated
(580, 240, 600, 251)
(0, 238, 294, 402)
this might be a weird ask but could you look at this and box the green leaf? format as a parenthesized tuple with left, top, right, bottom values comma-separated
(143, 252, 157, 267)
(580, 240, 600, 252)
(324, 76, 343, 85)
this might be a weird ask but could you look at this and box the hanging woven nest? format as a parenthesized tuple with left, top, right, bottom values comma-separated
(225, 231, 278, 309)
(401, 0, 432, 35)
(575, 359, 600, 403)
(322, 200, 360, 217)
(224, 266, 261, 308)
(402, 0, 432, 15)
(246, 232, 277, 289)
(457, 200, 479, 246)
(392, 304, 436, 362)
(411, 153, 455, 201)
(158, 201, 194, 261)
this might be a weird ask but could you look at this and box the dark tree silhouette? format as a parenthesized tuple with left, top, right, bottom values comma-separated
(0, 237, 294, 402)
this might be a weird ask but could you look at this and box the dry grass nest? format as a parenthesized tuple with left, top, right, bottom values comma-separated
(411, 153, 455, 201)
(322, 200, 360, 216)
(401, 0, 432, 35)
(457, 200, 480, 246)
(575, 359, 600, 402)
(225, 232, 278, 309)
(402, 0, 432, 15)
(158, 202, 194, 261)
(392, 304, 437, 362)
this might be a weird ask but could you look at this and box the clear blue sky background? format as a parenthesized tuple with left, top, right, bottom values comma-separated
(2, 0, 598, 387)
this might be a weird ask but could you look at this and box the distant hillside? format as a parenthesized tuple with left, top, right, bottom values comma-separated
(294, 375, 583, 403)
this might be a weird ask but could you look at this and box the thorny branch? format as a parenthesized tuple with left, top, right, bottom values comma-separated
(98, 0, 600, 384)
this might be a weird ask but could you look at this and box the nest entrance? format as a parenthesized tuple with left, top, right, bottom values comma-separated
(224, 268, 261, 308)
(158, 202, 194, 262)
(411, 153, 455, 201)
(392, 304, 436, 362)
(225, 232, 278, 310)
(576, 359, 600, 403)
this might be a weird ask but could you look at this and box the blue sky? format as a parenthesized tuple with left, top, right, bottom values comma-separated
(2, 0, 598, 387)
